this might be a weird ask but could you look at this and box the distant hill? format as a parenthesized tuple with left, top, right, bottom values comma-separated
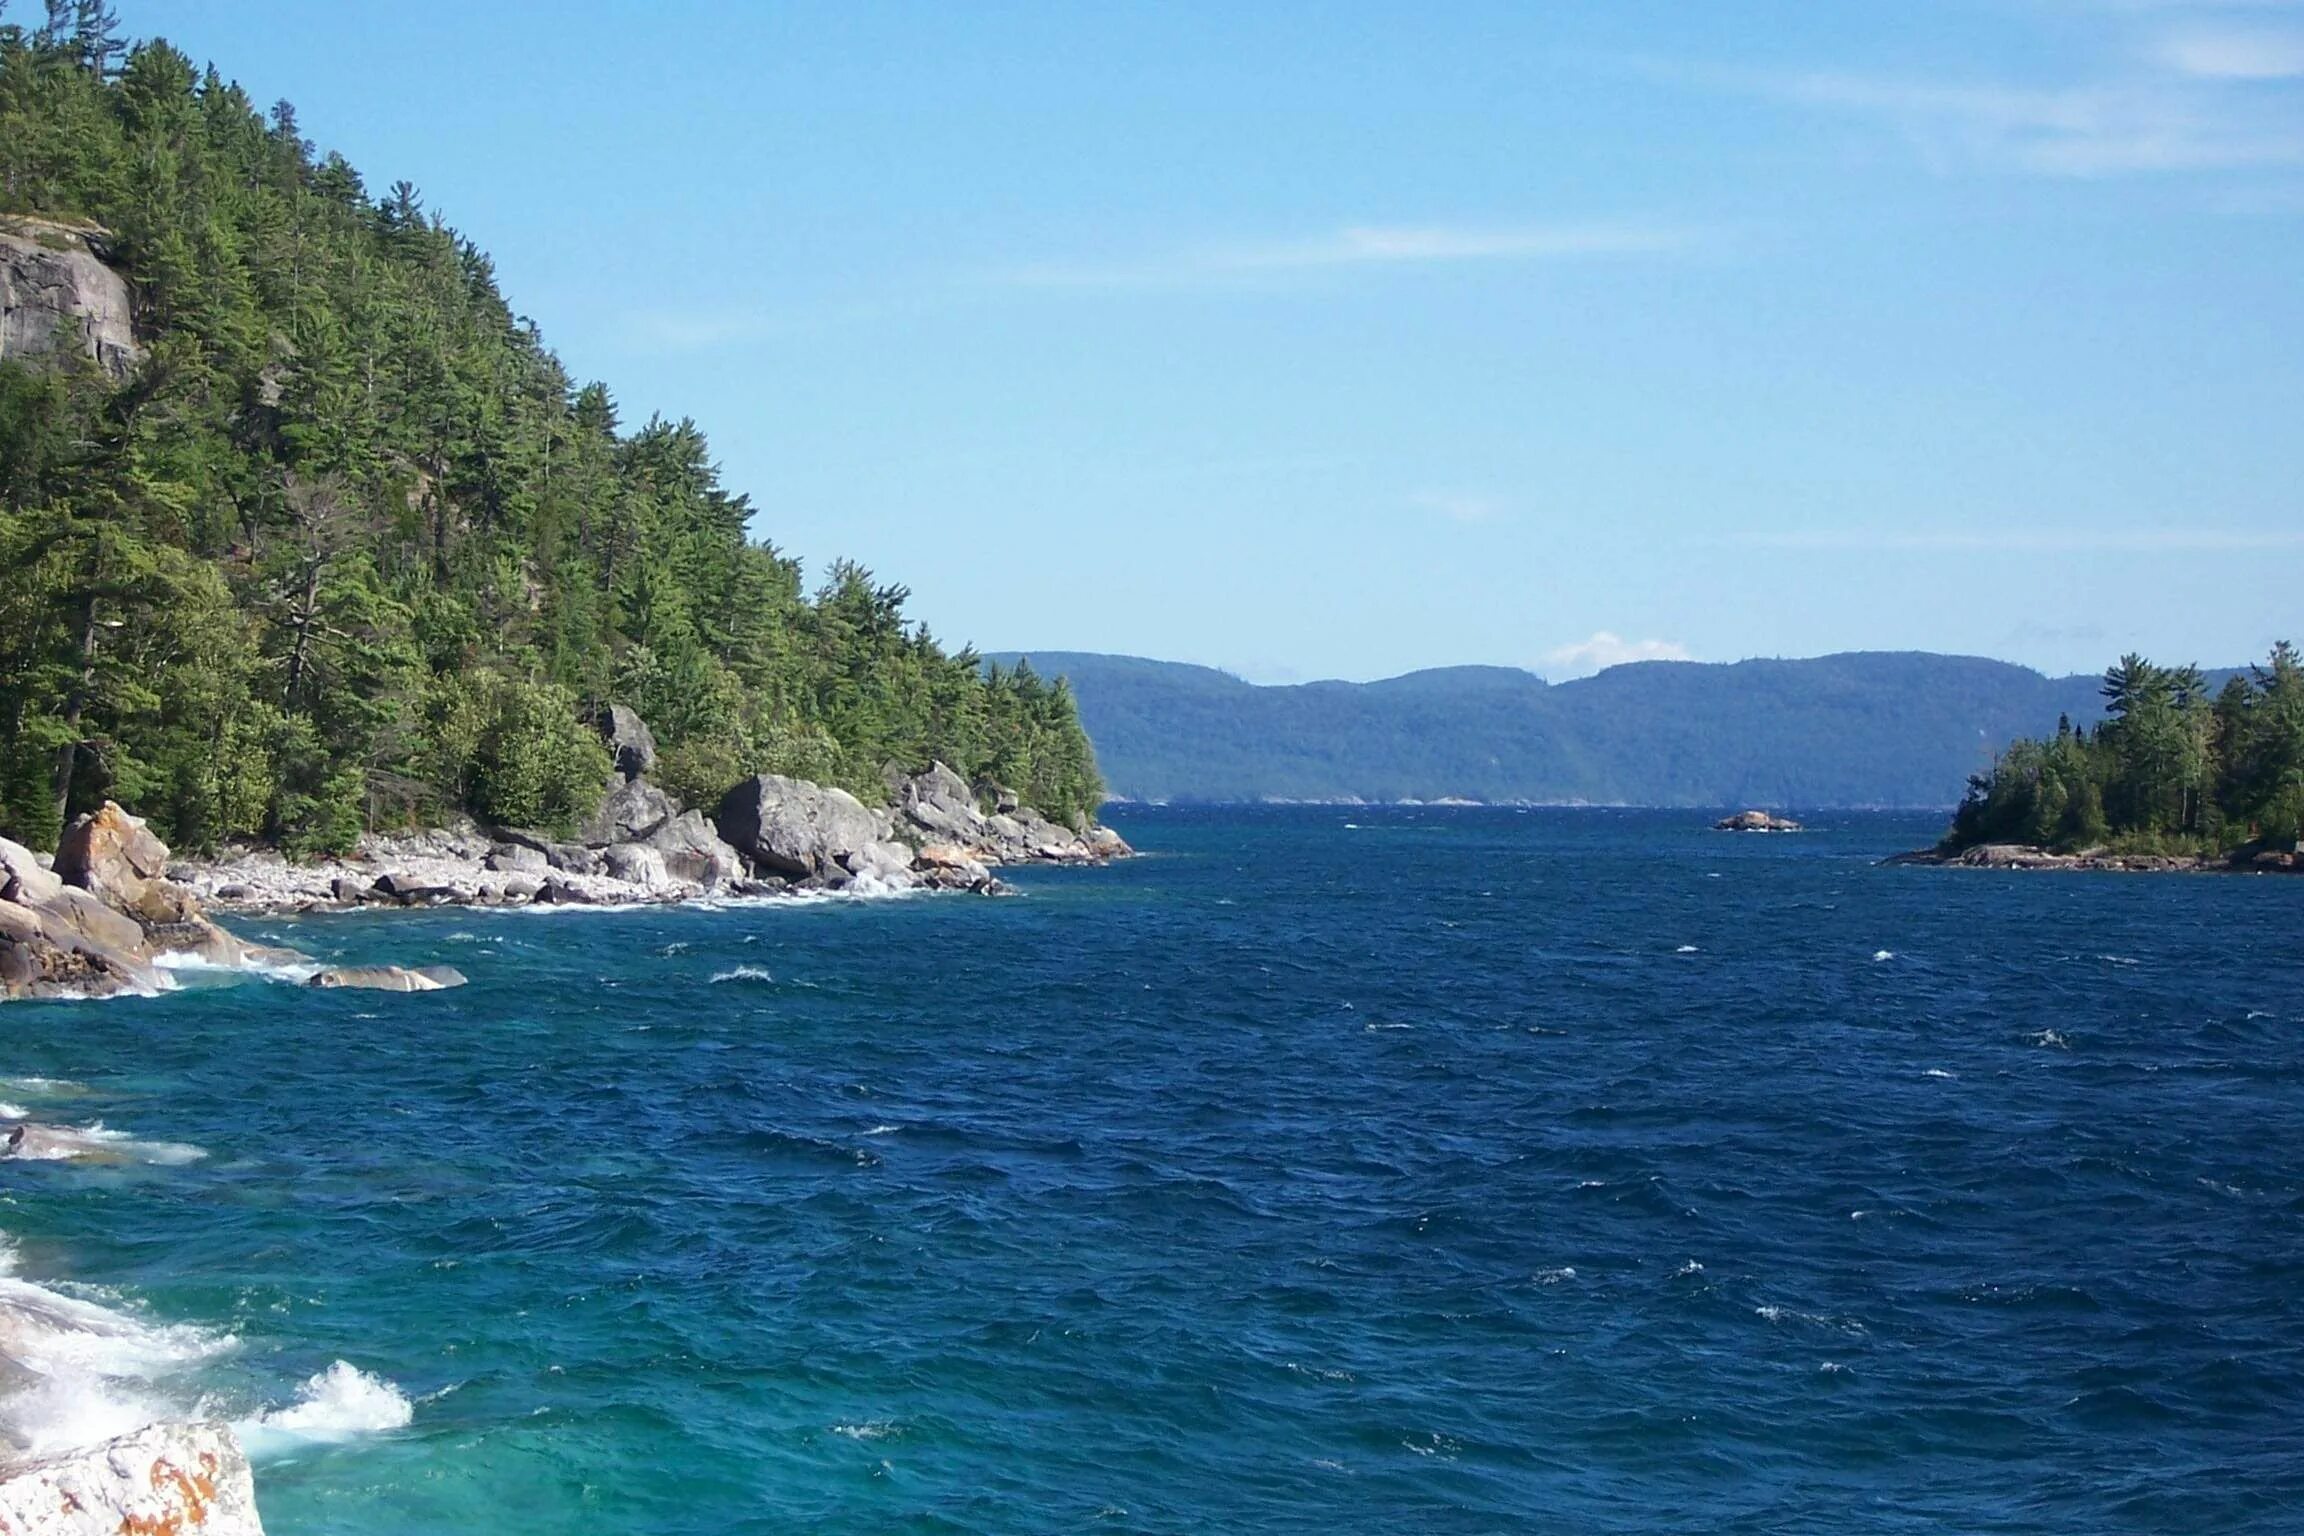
(987, 651, 2170, 808)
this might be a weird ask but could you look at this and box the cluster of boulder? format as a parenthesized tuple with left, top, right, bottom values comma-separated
(168, 704, 1129, 915)
(0, 803, 468, 1001)
(1714, 809, 1804, 833)
(0, 1421, 263, 1536)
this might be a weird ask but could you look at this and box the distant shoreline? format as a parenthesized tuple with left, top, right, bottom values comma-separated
(1888, 843, 2302, 875)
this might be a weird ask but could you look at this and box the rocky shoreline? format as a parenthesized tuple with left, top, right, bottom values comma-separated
(1888, 841, 2302, 874)
(171, 756, 1128, 916)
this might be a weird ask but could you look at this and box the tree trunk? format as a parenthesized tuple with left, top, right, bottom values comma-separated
(50, 596, 97, 838)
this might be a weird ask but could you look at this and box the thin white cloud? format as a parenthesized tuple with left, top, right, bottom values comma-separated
(1410, 490, 1506, 525)
(1541, 631, 1694, 679)
(2160, 25, 2304, 76)
(1768, 69, 2304, 175)
(998, 222, 1700, 289)
(1740, 528, 2304, 551)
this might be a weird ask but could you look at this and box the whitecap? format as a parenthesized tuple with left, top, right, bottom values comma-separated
(1675, 945, 1699, 954)
(863, 1124, 901, 1137)
(1534, 1267, 1577, 1285)
(710, 966, 775, 986)
(238, 1361, 413, 1456)
(1676, 1260, 1704, 1276)
(1871, 950, 1895, 962)
(830, 1420, 897, 1441)
(2031, 1029, 2070, 1050)
(0, 1270, 235, 1456)
(1922, 1068, 1956, 1080)
(3, 1123, 205, 1166)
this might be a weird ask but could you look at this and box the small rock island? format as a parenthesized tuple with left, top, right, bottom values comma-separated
(1714, 810, 1803, 833)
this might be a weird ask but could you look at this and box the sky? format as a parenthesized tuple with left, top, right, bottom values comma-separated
(130, 0, 2304, 683)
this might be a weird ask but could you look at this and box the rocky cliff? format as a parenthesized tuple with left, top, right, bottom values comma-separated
(0, 216, 136, 379)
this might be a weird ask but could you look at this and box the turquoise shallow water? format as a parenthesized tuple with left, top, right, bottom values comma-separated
(1, 807, 2301, 1533)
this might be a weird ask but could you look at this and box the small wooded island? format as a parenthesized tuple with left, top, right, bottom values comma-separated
(1898, 648, 2304, 873)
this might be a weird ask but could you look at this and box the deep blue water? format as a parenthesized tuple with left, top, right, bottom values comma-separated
(2, 807, 2301, 1534)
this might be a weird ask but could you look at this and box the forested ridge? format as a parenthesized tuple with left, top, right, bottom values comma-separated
(0, 5, 1102, 855)
(1946, 645, 2304, 855)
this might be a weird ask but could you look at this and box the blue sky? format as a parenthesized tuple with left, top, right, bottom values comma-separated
(134, 0, 2304, 682)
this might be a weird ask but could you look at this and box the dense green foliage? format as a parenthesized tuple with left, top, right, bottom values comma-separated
(1947, 646, 2304, 854)
(997, 650, 2153, 807)
(0, 11, 1101, 852)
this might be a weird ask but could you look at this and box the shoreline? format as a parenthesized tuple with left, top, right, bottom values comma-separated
(1887, 842, 2302, 874)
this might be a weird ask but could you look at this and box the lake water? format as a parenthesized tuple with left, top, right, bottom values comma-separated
(1, 807, 2299, 1533)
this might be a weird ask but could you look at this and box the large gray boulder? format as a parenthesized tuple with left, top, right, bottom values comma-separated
(0, 1420, 262, 1534)
(579, 776, 677, 847)
(601, 842, 670, 889)
(643, 810, 744, 890)
(308, 964, 468, 992)
(894, 760, 991, 845)
(595, 704, 658, 781)
(0, 218, 138, 379)
(714, 774, 884, 880)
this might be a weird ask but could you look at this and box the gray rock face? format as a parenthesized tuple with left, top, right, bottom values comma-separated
(484, 842, 549, 875)
(642, 810, 744, 890)
(714, 774, 885, 880)
(883, 763, 1130, 868)
(600, 842, 669, 888)
(0, 1420, 263, 1535)
(596, 704, 658, 781)
(0, 218, 137, 379)
(580, 776, 677, 847)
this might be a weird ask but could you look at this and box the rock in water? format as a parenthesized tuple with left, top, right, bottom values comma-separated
(595, 704, 658, 782)
(0, 1420, 263, 1534)
(307, 964, 468, 992)
(714, 775, 885, 880)
(1714, 810, 1803, 833)
(580, 776, 678, 848)
(601, 842, 670, 889)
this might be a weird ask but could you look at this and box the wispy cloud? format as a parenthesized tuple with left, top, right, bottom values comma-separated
(2159, 25, 2304, 77)
(1758, 69, 2304, 174)
(996, 222, 1700, 289)
(1540, 631, 1693, 679)
(1410, 489, 1507, 525)
(1739, 527, 2304, 551)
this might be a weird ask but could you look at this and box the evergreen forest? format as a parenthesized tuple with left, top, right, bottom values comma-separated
(1946, 646, 2304, 855)
(0, 6, 1102, 855)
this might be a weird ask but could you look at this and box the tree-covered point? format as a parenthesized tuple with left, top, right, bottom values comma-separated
(1945, 645, 2304, 856)
(0, 9, 1102, 853)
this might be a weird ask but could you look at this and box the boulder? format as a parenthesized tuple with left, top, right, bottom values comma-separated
(841, 839, 920, 891)
(307, 964, 467, 992)
(601, 842, 670, 889)
(643, 810, 743, 890)
(595, 703, 658, 781)
(484, 843, 549, 875)
(714, 774, 884, 880)
(0, 1420, 261, 1534)
(1085, 826, 1133, 859)
(55, 801, 171, 911)
(0, 836, 62, 906)
(579, 775, 677, 847)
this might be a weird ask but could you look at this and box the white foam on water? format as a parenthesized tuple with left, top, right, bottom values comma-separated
(0, 1268, 235, 1458)
(1534, 1266, 1577, 1285)
(0, 1104, 26, 1121)
(863, 1124, 902, 1136)
(710, 965, 774, 985)
(1677, 1260, 1705, 1275)
(1676, 945, 1699, 954)
(1923, 1068, 1957, 1079)
(153, 950, 322, 985)
(5, 1123, 206, 1166)
(0, 1078, 89, 1098)
(1871, 950, 1895, 962)
(238, 1361, 413, 1457)
(2031, 1029, 2070, 1050)
(830, 1420, 897, 1441)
